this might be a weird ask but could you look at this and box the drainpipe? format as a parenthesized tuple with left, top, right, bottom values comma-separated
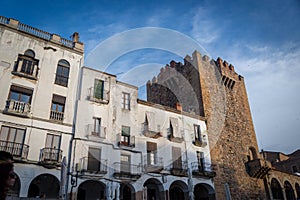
(66, 59, 83, 200)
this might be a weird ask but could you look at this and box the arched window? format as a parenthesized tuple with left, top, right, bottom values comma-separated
(284, 181, 296, 200)
(271, 178, 284, 200)
(13, 49, 39, 78)
(55, 59, 70, 87)
(295, 183, 300, 199)
(248, 147, 258, 161)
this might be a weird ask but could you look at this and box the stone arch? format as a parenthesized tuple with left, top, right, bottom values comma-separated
(8, 173, 21, 197)
(28, 173, 59, 198)
(24, 49, 35, 58)
(194, 183, 216, 200)
(248, 146, 258, 161)
(295, 183, 300, 199)
(143, 178, 165, 200)
(169, 180, 189, 200)
(271, 178, 284, 200)
(284, 181, 296, 200)
(77, 180, 106, 200)
(120, 183, 135, 200)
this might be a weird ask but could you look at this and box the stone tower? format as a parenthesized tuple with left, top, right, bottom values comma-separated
(147, 51, 269, 199)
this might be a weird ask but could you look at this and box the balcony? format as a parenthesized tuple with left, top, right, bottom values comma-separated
(39, 148, 62, 168)
(193, 139, 207, 147)
(87, 124, 106, 139)
(170, 161, 188, 176)
(78, 157, 107, 177)
(87, 87, 109, 104)
(50, 110, 64, 121)
(0, 140, 29, 160)
(167, 129, 184, 143)
(144, 155, 164, 173)
(246, 159, 272, 179)
(113, 162, 142, 180)
(142, 124, 162, 139)
(191, 161, 216, 178)
(117, 134, 135, 148)
(4, 99, 31, 118)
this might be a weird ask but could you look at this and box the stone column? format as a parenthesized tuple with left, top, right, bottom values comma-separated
(282, 187, 287, 200)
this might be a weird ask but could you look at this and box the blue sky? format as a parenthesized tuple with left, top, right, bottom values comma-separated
(1, 0, 300, 154)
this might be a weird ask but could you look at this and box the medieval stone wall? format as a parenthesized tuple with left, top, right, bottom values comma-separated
(147, 50, 267, 199)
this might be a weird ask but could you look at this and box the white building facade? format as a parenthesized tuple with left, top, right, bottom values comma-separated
(0, 16, 215, 200)
(70, 67, 216, 200)
(0, 16, 83, 199)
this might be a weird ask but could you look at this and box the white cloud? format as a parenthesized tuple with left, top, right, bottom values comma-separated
(191, 7, 221, 45)
(227, 42, 300, 153)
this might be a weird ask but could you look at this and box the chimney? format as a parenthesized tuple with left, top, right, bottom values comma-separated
(72, 32, 79, 42)
(176, 102, 182, 111)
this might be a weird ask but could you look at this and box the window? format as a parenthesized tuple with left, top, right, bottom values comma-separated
(194, 125, 201, 141)
(121, 154, 130, 173)
(172, 147, 182, 169)
(55, 59, 70, 87)
(87, 147, 101, 172)
(45, 134, 61, 149)
(94, 79, 104, 99)
(92, 117, 102, 136)
(121, 126, 130, 144)
(122, 92, 130, 110)
(43, 134, 61, 161)
(8, 85, 33, 104)
(197, 151, 205, 171)
(0, 126, 26, 157)
(292, 165, 298, 173)
(13, 49, 39, 78)
(50, 94, 66, 121)
(5, 85, 33, 115)
(147, 142, 157, 165)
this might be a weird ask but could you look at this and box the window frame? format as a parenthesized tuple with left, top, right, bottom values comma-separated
(55, 60, 70, 87)
(121, 92, 130, 110)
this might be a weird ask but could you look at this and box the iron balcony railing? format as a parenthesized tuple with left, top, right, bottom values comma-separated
(39, 148, 62, 163)
(117, 134, 135, 147)
(168, 161, 188, 176)
(113, 162, 142, 176)
(4, 99, 31, 117)
(191, 161, 216, 178)
(87, 124, 106, 139)
(0, 140, 29, 159)
(50, 110, 64, 121)
(246, 159, 272, 179)
(87, 87, 110, 103)
(79, 157, 107, 174)
(142, 123, 162, 138)
(144, 155, 163, 172)
(167, 128, 184, 143)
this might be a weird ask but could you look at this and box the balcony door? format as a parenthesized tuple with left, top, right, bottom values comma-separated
(197, 151, 204, 171)
(87, 147, 101, 172)
(172, 147, 182, 169)
(121, 154, 130, 173)
(0, 126, 25, 157)
(94, 79, 104, 99)
(45, 134, 61, 161)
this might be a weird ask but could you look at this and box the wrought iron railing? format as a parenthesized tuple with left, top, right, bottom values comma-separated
(0, 140, 29, 159)
(117, 134, 135, 147)
(87, 124, 106, 139)
(144, 155, 163, 172)
(40, 148, 62, 163)
(113, 162, 142, 175)
(142, 123, 162, 138)
(50, 110, 64, 121)
(5, 99, 31, 117)
(79, 157, 107, 174)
